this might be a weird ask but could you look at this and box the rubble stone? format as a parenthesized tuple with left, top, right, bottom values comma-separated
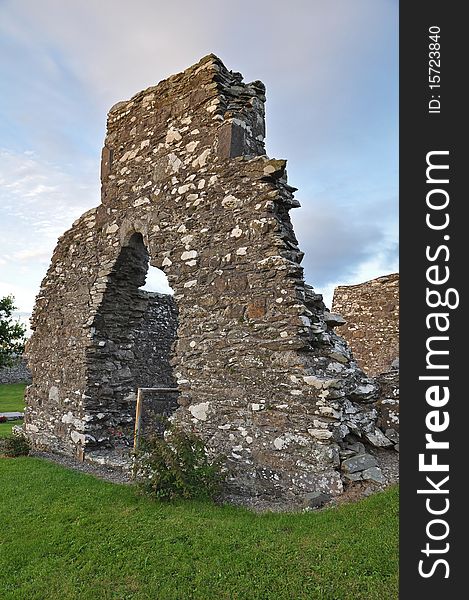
(341, 454, 378, 474)
(361, 466, 386, 484)
(0, 356, 31, 384)
(332, 274, 399, 376)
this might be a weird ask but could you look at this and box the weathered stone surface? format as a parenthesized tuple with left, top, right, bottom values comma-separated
(0, 356, 31, 384)
(385, 428, 399, 444)
(364, 429, 394, 448)
(341, 454, 378, 474)
(343, 472, 363, 482)
(332, 273, 399, 377)
(24, 54, 398, 504)
(344, 441, 366, 455)
(375, 370, 400, 433)
(361, 466, 386, 484)
(304, 491, 332, 509)
(323, 312, 346, 327)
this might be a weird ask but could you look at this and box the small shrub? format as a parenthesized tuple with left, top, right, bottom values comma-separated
(0, 432, 31, 457)
(134, 427, 225, 501)
(0, 416, 7, 423)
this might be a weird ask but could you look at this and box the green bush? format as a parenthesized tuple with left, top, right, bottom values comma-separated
(0, 432, 30, 457)
(135, 427, 225, 501)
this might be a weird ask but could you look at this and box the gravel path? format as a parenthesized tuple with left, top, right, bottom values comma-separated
(30, 447, 399, 512)
(31, 451, 132, 485)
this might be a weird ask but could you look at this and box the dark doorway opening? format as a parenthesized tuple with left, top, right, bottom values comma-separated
(86, 232, 178, 459)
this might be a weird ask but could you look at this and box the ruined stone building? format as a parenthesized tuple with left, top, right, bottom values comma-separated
(25, 55, 398, 505)
(332, 273, 399, 377)
(0, 356, 31, 384)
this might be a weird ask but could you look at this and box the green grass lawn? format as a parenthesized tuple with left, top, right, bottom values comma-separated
(0, 383, 26, 411)
(0, 384, 26, 437)
(0, 418, 23, 437)
(0, 456, 399, 600)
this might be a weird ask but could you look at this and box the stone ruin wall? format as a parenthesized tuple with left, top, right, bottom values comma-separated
(0, 356, 31, 384)
(332, 273, 399, 376)
(25, 55, 398, 504)
(331, 274, 400, 446)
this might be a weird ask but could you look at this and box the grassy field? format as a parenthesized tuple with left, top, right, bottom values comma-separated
(0, 419, 23, 436)
(0, 383, 26, 411)
(0, 456, 399, 600)
(0, 383, 399, 598)
(0, 383, 26, 437)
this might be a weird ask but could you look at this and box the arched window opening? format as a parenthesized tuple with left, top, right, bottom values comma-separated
(85, 233, 178, 459)
(140, 264, 174, 295)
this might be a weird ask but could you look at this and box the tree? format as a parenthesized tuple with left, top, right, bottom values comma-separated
(0, 295, 27, 367)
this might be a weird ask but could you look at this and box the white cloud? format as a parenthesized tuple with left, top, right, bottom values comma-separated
(0, 0, 398, 314)
(11, 248, 52, 263)
(0, 149, 97, 228)
(291, 188, 398, 300)
(141, 266, 174, 295)
(0, 148, 98, 313)
(1, 0, 397, 149)
(0, 279, 38, 314)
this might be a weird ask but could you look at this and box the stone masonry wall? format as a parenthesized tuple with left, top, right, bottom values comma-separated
(0, 356, 31, 384)
(131, 291, 177, 390)
(25, 55, 398, 503)
(332, 273, 399, 376)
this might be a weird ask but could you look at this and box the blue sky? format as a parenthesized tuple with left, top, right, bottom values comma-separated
(0, 0, 398, 323)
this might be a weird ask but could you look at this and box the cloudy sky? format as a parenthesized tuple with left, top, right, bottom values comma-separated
(0, 0, 398, 324)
